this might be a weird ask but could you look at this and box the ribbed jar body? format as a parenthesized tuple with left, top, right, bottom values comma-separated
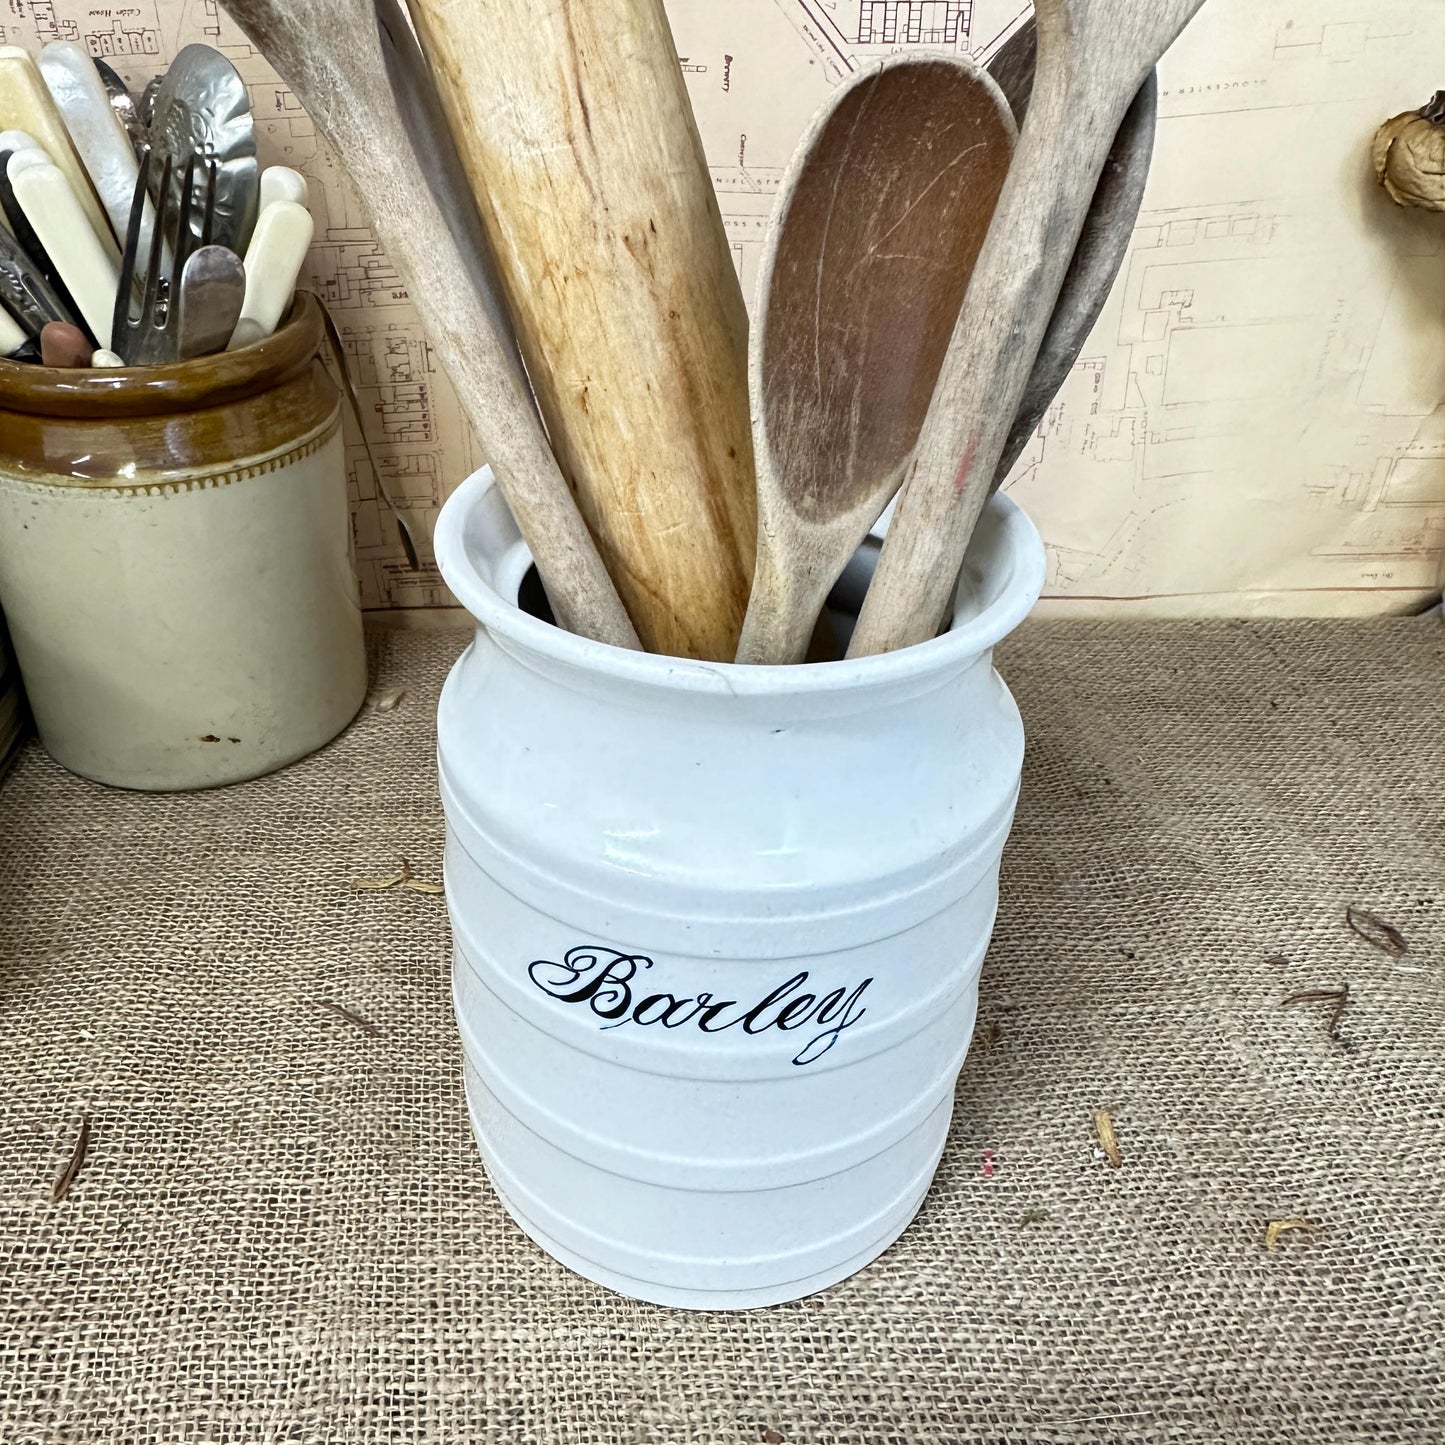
(435, 466, 1045, 1309)
(0, 295, 364, 790)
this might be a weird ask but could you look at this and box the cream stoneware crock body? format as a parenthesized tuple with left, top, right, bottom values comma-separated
(0, 296, 365, 790)
(434, 465, 1046, 1309)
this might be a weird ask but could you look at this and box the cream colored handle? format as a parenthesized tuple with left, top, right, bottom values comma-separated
(0, 127, 39, 160)
(259, 165, 308, 211)
(6, 146, 50, 179)
(11, 159, 120, 348)
(0, 46, 117, 255)
(0, 303, 26, 356)
(228, 199, 314, 347)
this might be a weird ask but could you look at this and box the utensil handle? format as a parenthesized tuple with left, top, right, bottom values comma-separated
(373, 0, 535, 414)
(0, 303, 26, 357)
(0, 46, 118, 255)
(259, 164, 308, 211)
(310, 290, 422, 571)
(229, 198, 313, 346)
(407, 0, 757, 661)
(36, 41, 143, 249)
(11, 160, 120, 349)
(219, 0, 641, 652)
(846, 66, 1123, 658)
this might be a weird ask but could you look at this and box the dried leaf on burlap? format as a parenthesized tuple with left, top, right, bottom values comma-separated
(369, 687, 408, 712)
(350, 856, 443, 896)
(314, 999, 382, 1038)
(1264, 954, 1290, 968)
(1281, 985, 1351, 1040)
(51, 1117, 91, 1203)
(351, 868, 408, 891)
(1093, 1109, 1123, 1168)
(1266, 1218, 1321, 1252)
(1345, 905, 1408, 958)
(1019, 1208, 1050, 1226)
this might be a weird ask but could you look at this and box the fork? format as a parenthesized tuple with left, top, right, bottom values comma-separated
(111, 146, 217, 365)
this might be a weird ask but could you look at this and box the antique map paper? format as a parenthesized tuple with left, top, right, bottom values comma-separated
(5, 0, 1444, 615)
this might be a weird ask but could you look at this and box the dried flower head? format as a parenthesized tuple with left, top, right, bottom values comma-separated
(1373, 91, 1445, 210)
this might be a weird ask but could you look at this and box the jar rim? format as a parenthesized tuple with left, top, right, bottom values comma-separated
(435, 465, 1047, 695)
(0, 291, 324, 419)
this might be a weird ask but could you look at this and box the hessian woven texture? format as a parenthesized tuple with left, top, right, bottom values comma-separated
(1, 619, 1443, 1442)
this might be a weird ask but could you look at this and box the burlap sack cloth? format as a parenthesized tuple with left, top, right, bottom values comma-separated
(2, 620, 1442, 1443)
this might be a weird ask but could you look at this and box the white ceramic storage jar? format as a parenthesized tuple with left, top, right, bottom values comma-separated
(0, 294, 365, 790)
(435, 465, 1045, 1309)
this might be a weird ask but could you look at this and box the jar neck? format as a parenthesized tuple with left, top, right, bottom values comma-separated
(0, 293, 324, 420)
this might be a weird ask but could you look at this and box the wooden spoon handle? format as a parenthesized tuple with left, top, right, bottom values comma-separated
(219, 0, 640, 651)
(846, 62, 1124, 658)
(407, 0, 757, 662)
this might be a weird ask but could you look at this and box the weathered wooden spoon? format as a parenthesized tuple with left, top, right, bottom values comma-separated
(734, 54, 1015, 666)
(848, 0, 1206, 659)
(986, 19, 1157, 490)
(218, 0, 640, 650)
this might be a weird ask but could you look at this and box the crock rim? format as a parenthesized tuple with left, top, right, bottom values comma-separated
(435, 464, 1046, 695)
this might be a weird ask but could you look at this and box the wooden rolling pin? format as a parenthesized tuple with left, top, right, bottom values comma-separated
(408, 0, 756, 662)
(221, 0, 639, 651)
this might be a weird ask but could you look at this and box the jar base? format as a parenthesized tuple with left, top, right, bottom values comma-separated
(463, 1064, 952, 1311)
(482, 1156, 934, 1311)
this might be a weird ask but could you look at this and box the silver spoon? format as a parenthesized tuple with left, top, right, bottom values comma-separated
(147, 44, 258, 256)
(176, 243, 246, 359)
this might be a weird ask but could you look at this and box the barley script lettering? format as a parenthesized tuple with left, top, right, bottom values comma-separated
(527, 946, 872, 1066)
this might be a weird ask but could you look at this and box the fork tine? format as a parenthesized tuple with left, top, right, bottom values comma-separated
(111, 143, 150, 353)
(200, 157, 218, 248)
(174, 152, 198, 279)
(141, 152, 171, 338)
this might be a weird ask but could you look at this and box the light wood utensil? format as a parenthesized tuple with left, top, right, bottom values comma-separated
(372, 0, 534, 415)
(847, 0, 1206, 658)
(985, 19, 1157, 490)
(219, 0, 640, 651)
(735, 55, 1015, 666)
(407, 0, 757, 662)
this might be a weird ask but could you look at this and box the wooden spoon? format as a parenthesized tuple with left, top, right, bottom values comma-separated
(406, 0, 757, 663)
(218, 0, 640, 651)
(985, 19, 1158, 490)
(847, 0, 1206, 658)
(735, 55, 1015, 666)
